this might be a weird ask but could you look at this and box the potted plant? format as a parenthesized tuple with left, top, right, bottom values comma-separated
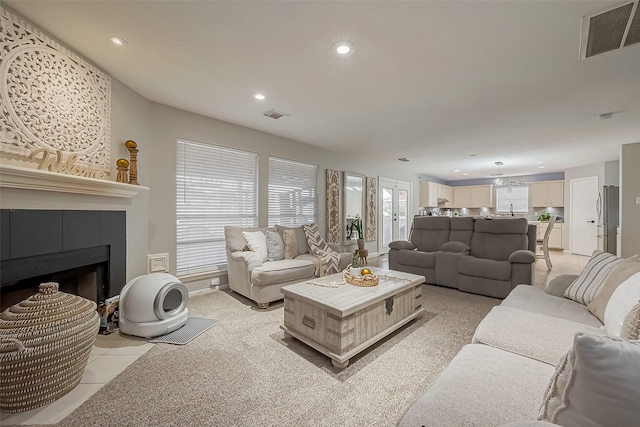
(349, 216, 365, 250)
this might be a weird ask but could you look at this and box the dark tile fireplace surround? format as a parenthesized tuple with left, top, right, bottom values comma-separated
(1, 209, 126, 310)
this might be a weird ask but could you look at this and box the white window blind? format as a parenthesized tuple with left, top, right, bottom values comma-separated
(496, 186, 529, 213)
(268, 157, 318, 227)
(176, 140, 258, 277)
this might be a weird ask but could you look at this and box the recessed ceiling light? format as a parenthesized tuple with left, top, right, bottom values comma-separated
(251, 92, 265, 100)
(398, 157, 410, 162)
(469, 154, 477, 157)
(536, 161, 544, 164)
(454, 170, 460, 172)
(462, 173, 468, 176)
(110, 36, 127, 46)
(538, 165, 546, 169)
(331, 40, 355, 55)
(597, 112, 613, 120)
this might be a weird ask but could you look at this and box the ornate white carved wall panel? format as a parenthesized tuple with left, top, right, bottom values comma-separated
(326, 169, 342, 244)
(365, 176, 377, 242)
(0, 7, 111, 173)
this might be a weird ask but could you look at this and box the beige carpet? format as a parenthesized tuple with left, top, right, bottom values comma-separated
(51, 285, 499, 427)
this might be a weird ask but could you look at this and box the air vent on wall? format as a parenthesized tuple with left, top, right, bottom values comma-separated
(263, 109, 291, 120)
(581, 0, 640, 59)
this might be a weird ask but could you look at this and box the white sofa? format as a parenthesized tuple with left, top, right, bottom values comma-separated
(399, 263, 640, 426)
(224, 225, 351, 308)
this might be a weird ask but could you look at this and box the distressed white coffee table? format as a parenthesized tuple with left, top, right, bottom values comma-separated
(280, 268, 425, 369)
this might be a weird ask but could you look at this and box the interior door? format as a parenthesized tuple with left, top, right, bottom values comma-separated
(379, 177, 411, 254)
(570, 176, 599, 256)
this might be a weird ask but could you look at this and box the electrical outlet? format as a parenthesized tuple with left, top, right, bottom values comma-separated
(210, 277, 220, 287)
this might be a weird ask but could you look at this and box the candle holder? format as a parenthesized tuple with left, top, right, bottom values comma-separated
(116, 158, 129, 183)
(124, 140, 139, 185)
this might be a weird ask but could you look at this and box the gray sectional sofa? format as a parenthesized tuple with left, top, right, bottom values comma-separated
(224, 225, 351, 308)
(399, 275, 632, 426)
(389, 217, 537, 298)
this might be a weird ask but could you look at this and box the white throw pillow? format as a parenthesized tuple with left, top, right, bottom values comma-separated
(242, 231, 268, 262)
(564, 250, 623, 305)
(265, 230, 284, 262)
(538, 333, 640, 427)
(604, 272, 640, 336)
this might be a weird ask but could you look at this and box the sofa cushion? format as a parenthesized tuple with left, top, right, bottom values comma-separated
(449, 217, 474, 246)
(621, 302, 640, 340)
(564, 250, 624, 305)
(473, 306, 604, 366)
(538, 333, 640, 427)
(410, 217, 450, 252)
(587, 255, 640, 322)
(398, 249, 435, 269)
(399, 344, 555, 427)
(604, 272, 640, 336)
(459, 256, 511, 281)
(243, 230, 268, 262)
(275, 225, 309, 255)
(283, 229, 299, 259)
(265, 230, 284, 262)
(225, 226, 267, 252)
(469, 218, 529, 261)
(501, 285, 602, 328)
(251, 259, 315, 286)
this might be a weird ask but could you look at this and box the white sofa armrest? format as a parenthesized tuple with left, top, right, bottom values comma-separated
(228, 250, 264, 271)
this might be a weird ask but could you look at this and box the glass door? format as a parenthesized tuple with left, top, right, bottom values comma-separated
(379, 178, 411, 254)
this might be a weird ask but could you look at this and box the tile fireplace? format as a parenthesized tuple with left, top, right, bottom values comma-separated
(0, 209, 126, 310)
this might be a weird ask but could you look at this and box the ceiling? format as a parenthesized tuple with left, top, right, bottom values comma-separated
(5, 1, 640, 181)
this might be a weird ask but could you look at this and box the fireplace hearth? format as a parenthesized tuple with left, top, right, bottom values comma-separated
(1, 210, 126, 310)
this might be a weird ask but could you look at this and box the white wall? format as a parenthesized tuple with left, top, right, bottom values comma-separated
(620, 142, 640, 257)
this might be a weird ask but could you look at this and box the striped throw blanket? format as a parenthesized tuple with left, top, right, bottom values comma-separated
(303, 224, 341, 276)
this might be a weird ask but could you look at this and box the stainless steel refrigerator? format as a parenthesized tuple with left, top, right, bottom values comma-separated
(596, 186, 619, 255)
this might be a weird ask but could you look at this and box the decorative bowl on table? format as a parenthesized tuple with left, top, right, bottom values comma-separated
(343, 266, 379, 287)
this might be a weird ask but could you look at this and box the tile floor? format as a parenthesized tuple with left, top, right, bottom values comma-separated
(1, 249, 588, 425)
(0, 333, 154, 425)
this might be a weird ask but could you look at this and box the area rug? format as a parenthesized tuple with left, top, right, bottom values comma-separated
(51, 285, 499, 427)
(149, 317, 219, 345)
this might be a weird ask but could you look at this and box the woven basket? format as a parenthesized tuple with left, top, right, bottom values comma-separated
(343, 266, 379, 287)
(0, 282, 100, 413)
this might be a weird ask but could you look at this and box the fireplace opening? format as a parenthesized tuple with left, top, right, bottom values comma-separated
(1, 263, 105, 311)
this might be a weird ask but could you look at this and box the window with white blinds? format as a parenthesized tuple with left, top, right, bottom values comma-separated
(496, 186, 529, 213)
(176, 140, 258, 277)
(268, 157, 318, 227)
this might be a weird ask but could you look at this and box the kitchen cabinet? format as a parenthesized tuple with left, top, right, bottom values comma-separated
(531, 181, 564, 207)
(453, 185, 493, 208)
(419, 182, 452, 208)
(536, 222, 563, 249)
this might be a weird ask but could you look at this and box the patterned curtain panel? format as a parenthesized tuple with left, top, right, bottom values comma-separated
(365, 177, 377, 242)
(326, 169, 341, 244)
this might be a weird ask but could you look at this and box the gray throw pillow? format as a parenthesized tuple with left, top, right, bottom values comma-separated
(538, 333, 640, 427)
(265, 230, 284, 262)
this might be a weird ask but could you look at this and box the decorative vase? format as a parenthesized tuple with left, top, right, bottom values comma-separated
(357, 239, 365, 250)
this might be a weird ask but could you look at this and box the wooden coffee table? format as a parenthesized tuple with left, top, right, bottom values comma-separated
(280, 268, 425, 369)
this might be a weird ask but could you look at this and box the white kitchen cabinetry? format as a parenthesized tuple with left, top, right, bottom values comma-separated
(453, 185, 493, 208)
(419, 182, 452, 208)
(536, 222, 563, 249)
(531, 181, 564, 207)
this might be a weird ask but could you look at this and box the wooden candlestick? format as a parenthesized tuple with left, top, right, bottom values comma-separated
(124, 140, 139, 185)
(116, 158, 129, 183)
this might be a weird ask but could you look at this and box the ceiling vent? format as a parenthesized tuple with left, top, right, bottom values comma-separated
(263, 109, 291, 120)
(580, 0, 640, 60)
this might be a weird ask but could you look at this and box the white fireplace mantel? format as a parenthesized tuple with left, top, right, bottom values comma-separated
(0, 164, 149, 198)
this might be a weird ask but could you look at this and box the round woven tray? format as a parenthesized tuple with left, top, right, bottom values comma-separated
(0, 282, 100, 413)
(343, 266, 379, 287)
